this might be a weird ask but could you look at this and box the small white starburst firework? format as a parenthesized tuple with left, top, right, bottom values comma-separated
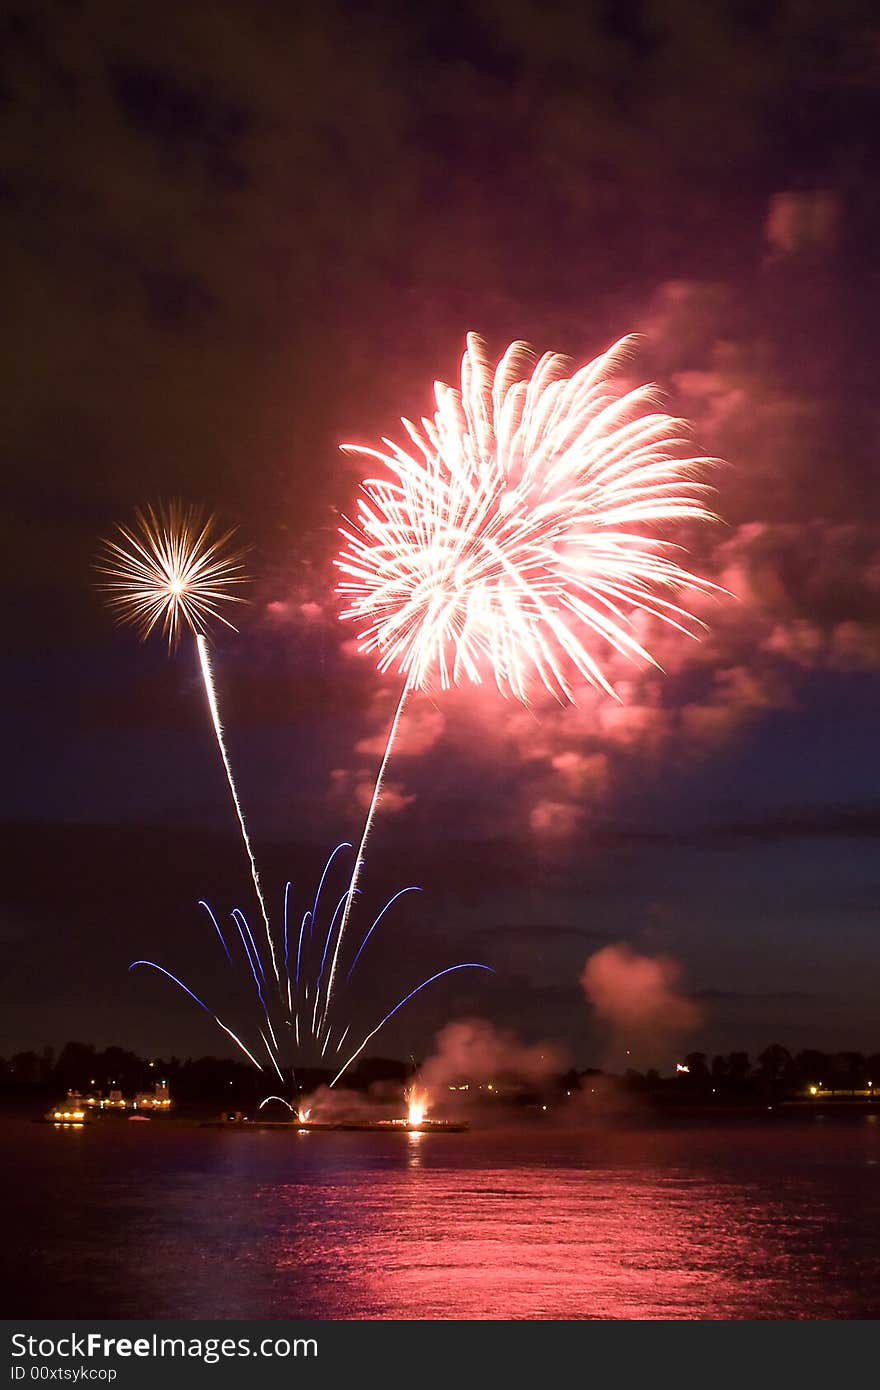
(97, 501, 247, 646)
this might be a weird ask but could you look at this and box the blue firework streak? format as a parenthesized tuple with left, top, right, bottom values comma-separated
(130, 841, 493, 1088)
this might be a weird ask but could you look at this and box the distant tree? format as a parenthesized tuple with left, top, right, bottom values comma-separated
(176, 1055, 256, 1100)
(757, 1044, 795, 1097)
(54, 1042, 97, 1089)
(10, 1051, 41, 1085)
(726, 1051, 751, 1084)
(99, 1046, 143, 1091)
(684, 1052, 709, 1081)
(830, 1052, 866, 1093)
(794, 1050, 830, 1089)
(710, 1055, 729, 1082)
(757, 1044, 792, 1081)
(352, 1056, 409, 1087)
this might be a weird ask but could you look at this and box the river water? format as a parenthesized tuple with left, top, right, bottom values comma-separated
(2, 1114, 878, 1319)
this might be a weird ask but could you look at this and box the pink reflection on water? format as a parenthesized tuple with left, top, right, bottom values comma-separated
(265, 1126, 880, 1319)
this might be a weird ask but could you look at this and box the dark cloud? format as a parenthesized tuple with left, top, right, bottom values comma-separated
(715, 804, 880, 842)
(109, 61, 253, 185)
(697, 989, 826, 1005)
(559, 803, 880, 848)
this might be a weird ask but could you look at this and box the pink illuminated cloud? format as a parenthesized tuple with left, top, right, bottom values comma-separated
(581, 944, 702, 1038)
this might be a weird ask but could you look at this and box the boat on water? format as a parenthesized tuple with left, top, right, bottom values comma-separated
(42, 1080, 174, 1125)
(44, 1092, 89, 1125)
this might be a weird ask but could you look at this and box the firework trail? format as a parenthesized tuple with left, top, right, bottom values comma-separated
(197, 635, 276, 981)
(345, 885, 421, 984)
(198, 899, 232, 964)
(319, 683, 409, 1033)
(328, 963, 494, 1089)
(128, 960, 264, 1070)
(259, 1095, 293, 1112)
(328, 332, 722, 1014)
(96, 503, 279, 982)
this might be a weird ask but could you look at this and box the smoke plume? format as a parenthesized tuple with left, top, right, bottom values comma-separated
(418, 1017, 569, 1092)
(581, 943, 701, 1044)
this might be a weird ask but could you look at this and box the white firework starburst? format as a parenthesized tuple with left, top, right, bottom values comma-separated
(336, 333, 721, 701)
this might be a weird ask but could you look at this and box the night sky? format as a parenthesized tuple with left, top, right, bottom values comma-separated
(3, 0, 879, 1069)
